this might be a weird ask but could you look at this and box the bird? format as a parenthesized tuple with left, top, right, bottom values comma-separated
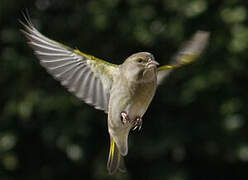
(20, 15, 210, 174)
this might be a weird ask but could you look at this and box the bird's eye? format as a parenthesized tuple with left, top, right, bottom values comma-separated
(137, 58, 143, 63)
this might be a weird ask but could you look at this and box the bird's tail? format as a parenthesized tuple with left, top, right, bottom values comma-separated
(107, 137, 126, 174)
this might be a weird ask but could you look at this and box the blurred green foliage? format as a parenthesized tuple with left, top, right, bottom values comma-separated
(1, 0, 248, 180)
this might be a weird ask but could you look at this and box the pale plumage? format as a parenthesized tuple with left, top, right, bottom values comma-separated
(20, 15, 209, 174)
(20, 17, 118, 113)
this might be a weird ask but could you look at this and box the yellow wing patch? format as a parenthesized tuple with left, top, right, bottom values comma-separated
(158, 53, 199, 71)
(74, 49, 118, 67)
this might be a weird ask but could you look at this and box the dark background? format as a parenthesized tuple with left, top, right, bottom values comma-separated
(1, 0, 248, 180)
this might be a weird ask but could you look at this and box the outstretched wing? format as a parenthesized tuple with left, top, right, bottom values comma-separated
(20, 16, 118, 113)
(157, 31, 210, 84)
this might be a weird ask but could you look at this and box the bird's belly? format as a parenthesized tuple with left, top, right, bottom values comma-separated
(125, 82, 156, 120)
(108, 79, 156, 130)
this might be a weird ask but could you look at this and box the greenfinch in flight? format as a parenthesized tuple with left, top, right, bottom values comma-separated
(20, 15, 209, 174)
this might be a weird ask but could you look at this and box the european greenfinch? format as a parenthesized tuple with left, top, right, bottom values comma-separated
(20, 15, 209, 174)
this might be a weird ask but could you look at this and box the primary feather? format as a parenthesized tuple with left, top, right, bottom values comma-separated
(20, 16, 118, 113)
(157, 31, 210, 84)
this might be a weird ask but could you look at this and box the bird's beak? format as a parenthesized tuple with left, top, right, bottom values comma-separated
(147, 59, 159, 68)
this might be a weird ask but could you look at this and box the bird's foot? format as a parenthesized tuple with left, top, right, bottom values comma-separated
(132, 116, 142, 131)
(120, 111, 130, 124)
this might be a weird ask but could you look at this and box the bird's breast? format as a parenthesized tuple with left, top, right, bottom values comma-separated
(108, 69, 157, 129)
(125, 80, 156, 120)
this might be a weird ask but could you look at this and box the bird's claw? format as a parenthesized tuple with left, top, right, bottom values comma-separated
(132, 117, 142, 131)
(120, 111, 130, 124)
(121, 112, 142, 131)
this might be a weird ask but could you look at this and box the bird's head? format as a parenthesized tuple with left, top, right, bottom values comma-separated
(121, 52, 159, 82)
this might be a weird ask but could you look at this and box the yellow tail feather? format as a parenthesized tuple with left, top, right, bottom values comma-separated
(107, 137, 126, 174)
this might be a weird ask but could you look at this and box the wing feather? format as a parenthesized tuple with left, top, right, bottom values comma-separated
(157, 31, 210, 84)
(86, 72, 96, 101)
(67, 64, 88, 92)
(75, 69, 91, 98)
(95, 79, 103, 108)
(21, 16, 118, 113)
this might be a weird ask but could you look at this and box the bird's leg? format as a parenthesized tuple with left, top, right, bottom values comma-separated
(120, 111, 130, 124)
(132, 116, 142, 131)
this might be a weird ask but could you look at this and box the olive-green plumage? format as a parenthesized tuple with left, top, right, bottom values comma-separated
(20, 15, 209, 174)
